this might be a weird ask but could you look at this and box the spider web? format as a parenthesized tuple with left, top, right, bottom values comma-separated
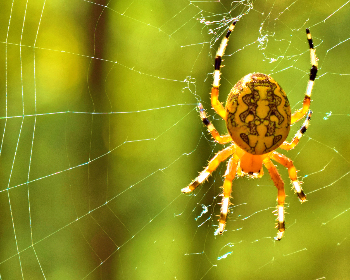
(0, 0, 349, 279)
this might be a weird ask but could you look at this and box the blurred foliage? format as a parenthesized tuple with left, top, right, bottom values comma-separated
(0, 0, 349, 279)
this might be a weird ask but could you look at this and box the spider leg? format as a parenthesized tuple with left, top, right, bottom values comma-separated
(182, 145, 234, 193)
(271, 151, 306, 202)
(215, 154, 239, 235)
(280, 110, 312, 150)
(263, 158, 286, 241)
(291, 28, 318, 124)
(211, 20, 238, 121)
(198, 103, 232, 144)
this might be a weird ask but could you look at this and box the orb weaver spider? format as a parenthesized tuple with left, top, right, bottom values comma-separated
(182, 20, 318, 240)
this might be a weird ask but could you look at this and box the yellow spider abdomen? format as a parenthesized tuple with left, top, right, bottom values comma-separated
(226, 73, 291, 155)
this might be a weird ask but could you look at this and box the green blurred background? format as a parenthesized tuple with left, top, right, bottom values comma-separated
(0, 0, 349, 279)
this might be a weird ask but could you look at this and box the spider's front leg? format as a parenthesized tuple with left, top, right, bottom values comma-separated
(182, 146, 233, 193)
(263, 158, 286, 240)
(183, 103, 234, 192)
(271, 151, 306, 202)
(215, 155, 239, 235)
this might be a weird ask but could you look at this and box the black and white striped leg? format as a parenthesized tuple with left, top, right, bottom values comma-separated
(211, 20, 238, 120)
(291, 28, 318, 123)
(198, 103, 232, 144)
(182, 146, 233, 193)
(213, 20, 238, 88)
(280, 110, 312, 150)
(306, 28, 318, 97)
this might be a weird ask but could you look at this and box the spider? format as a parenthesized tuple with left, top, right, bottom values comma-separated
(182, 20, 318, 240)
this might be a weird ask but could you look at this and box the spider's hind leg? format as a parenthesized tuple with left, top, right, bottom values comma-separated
(198, 103, 232, 144)
(291, 28, 318, 124)
(211, 21, 238, 121)
(280, 110, 312, 151)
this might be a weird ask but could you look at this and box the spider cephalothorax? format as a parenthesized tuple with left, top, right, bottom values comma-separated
(182, 20, 318, 240)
